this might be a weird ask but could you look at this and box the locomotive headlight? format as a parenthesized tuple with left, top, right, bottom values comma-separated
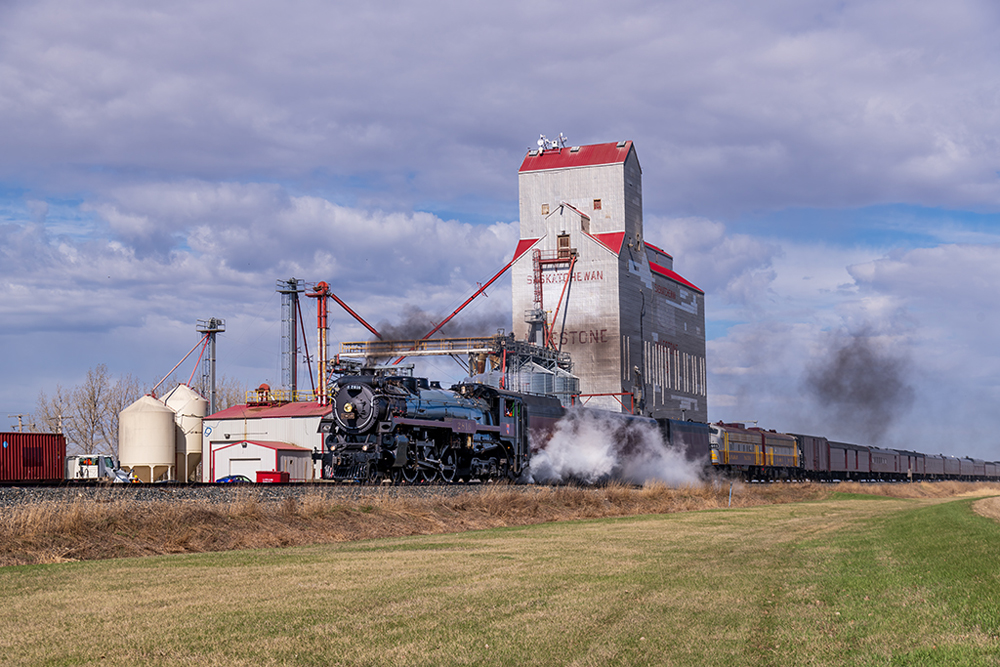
(362, 445, 369, 452)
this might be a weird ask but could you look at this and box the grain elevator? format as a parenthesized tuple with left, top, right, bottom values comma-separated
(511, 140, 707, 421)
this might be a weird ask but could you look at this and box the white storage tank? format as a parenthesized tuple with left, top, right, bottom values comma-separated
(119, 395, 176, 483)
(164, 384, 208, 482)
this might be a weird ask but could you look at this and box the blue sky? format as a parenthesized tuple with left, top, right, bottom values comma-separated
(2, 0, 1000, 457)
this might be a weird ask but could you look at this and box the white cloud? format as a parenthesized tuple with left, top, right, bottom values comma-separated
(2, 1, 1000, 215)
(645, 215, 782, 310)
(0, 183, 519, 418)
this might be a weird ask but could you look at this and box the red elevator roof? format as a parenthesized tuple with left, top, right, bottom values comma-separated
(650, 261, 704, 294)
(519, 141, 635, 173)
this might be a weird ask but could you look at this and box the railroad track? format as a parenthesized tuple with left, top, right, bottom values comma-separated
(0, 481, 548, 508)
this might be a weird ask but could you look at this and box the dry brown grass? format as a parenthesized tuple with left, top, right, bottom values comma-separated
(832, 480, 1000, 499)
(2, 481, 997, 568)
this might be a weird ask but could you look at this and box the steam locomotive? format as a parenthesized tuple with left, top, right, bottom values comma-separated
(316, 374, 565, 483)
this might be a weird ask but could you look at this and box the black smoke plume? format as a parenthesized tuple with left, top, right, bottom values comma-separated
(803, 332, 915, 444)
(374, 305, 509, 341)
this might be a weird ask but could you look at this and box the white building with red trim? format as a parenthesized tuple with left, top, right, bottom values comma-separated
(201, 396, 330, 481)
(512, 140, 707, 421)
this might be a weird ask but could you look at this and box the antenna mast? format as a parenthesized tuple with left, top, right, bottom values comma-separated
(196, 318, 226, 414)
(276, 278, 306, 397)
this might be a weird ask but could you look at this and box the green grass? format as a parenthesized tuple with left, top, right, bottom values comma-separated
(2, 495, 999, 666)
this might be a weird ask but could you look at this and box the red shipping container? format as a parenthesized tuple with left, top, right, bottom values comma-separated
(0, 432, 66, 483)
(256, 470, 290, 483)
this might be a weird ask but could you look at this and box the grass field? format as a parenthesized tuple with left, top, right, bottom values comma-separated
(2, 488, 999, 666)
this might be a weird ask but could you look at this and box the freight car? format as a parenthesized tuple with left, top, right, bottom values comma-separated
(713, 428, 1000, 483)
(0, 432, 66, 484)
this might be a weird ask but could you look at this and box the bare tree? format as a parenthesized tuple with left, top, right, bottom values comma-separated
(103, 372, 143, 458)
(212, 374, 250, 411)
(33, 384, 72, 435)
(32, 365, 143, 457)
(71, 364, 111, 455)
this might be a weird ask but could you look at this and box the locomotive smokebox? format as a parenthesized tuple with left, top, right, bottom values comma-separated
(334, 383, 380, 434)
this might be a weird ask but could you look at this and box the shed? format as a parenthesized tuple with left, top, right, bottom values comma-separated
(211, 440, 312, 482)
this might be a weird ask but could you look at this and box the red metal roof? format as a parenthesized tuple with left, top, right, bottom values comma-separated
(519, 141, 635, 173)
(207, 401, 332, 421)
(216, 440, 312, 452)
(512, 237, 541, 263)
(587, 231, 627, 255)
(649, 262, 704, 294)
(644, 241, 673, 259)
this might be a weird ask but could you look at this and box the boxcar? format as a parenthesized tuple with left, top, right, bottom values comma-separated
(791, 433, 829, 475)
(869, 447, 900, 478)
(896, 450, 925, 478)
(828, 441, 871, 479)
(925, 454, 945, 478)
(943, 456, 961, 478)
(0, 432, 66, 483)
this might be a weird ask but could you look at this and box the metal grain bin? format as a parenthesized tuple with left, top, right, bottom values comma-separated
(163, 384, 208, 482)
(119, 395, 176, 483)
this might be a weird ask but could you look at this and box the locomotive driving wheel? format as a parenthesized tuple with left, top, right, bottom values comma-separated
(440, 450, 461, 484)
(401, 464, 421, 484)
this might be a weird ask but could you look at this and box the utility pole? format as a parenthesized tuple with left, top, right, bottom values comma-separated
(7, 414, 25, 432)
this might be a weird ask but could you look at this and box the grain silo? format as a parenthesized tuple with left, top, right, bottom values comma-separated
(119, 395, 175, 482)
(163, 383, 208, 482)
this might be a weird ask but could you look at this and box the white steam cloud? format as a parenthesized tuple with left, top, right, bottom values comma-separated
(527, 408, 704, 486)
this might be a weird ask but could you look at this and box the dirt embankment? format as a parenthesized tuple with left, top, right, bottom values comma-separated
(2, 481, 998, 567)
(972, 496, 1000, 522)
